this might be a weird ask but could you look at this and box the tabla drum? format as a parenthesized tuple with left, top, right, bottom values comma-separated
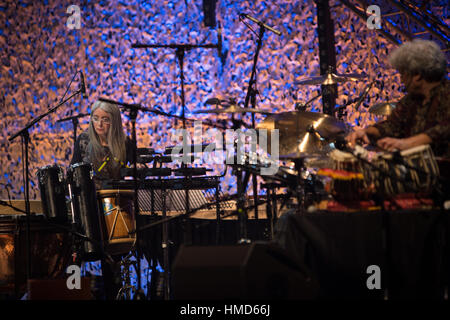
(365, 144, 440, 196)
(328, 149, 369, 201)
(97, 189, 136, 256)
(67, 162, 104, 261)
(36, 164, 68, 223)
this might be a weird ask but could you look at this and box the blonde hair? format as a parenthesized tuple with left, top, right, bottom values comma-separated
(88, 100, 127, 165)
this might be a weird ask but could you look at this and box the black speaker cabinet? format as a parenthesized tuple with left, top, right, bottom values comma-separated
(172, 241, 319, 299)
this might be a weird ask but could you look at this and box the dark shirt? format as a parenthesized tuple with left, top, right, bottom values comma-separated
(373, 80, 450, 158)
(71, 131, 134, 188)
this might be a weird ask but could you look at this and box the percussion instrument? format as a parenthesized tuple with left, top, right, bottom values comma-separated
(368, 102, 397, 116)
(325, 149, 369, 201)
(294, 71, 367, 86)
(67, 162, 104, 261)
(0, 214, 71, 297)
(97, 189, 136, 256)
(257, 111, 347, 157)
(363, 144, 440, 196)
(36, 164, 68, 223)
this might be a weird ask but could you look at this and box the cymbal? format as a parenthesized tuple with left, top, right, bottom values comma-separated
(368, 102, 396, 116)
(194, 105, 273, 115)
(278, 143, 335, 162)
(294, 72, 367, 86)
(257, 111, 348, 157)
(257, 111, 348, 139)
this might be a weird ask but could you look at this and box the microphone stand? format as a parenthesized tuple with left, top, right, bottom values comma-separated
(239, 21, 266, 242)
(8, 89, 83, 291)
(131, 42, 219, 299)
(131, 43, 218, 131)
(57, 113, 89, 150)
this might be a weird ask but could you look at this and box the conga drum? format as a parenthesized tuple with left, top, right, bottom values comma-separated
(67, 163, 104, 261)
(36, 164, 68, 223)
(97, 189, 136, 256)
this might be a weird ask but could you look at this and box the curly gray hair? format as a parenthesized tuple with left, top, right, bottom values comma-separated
(388, 39, 447, 82)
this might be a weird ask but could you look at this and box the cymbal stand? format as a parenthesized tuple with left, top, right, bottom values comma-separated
(292, 157, 307, 214)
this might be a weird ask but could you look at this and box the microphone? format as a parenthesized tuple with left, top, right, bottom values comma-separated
(79, 71, 87, 99)
(217, 21, 222, 56)
(239, 13, 282, 36)
(354, 80, 375, 111)
(217, 21, 227, 65)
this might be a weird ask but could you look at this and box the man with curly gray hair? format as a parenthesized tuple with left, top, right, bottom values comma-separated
(347, 39, 449, 158)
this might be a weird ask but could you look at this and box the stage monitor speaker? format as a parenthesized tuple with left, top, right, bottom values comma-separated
(202, 0, 217, 28)
(172, 241, 319, 299)
(27, 278, 92, 300)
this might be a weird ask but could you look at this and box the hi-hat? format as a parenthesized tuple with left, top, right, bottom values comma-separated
(194, 104, 273, 114)
(368, 102, 396, 116)
(257, 111, 348, 157)
(294, 72, 367, 86)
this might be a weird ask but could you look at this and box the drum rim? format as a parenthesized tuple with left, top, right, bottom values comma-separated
(68, 162, 93, 170)
(37, 164, 64, 172)
(380, 144, 432, 159)
(97, 189, 135, 196)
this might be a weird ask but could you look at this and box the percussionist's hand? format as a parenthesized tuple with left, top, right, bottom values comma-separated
(346, 129, 370, 147)
(377, 137, 409, 152)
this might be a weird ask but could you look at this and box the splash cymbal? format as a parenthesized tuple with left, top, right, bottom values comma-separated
(368, 102, 397, 116)
(294, 72, 367, 86)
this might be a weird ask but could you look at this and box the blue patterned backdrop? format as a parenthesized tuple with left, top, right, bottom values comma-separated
(0, 0, 448, 200)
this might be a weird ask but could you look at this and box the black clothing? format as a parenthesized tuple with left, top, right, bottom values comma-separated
(70, 131, 134, 188)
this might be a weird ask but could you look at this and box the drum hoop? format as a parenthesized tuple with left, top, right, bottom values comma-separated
(68, 162, 92, 170)
(37, 164, 63, 172)
(380, 144, 432, 160)
(330, 149, 357, 161)
(97, 189, 135, 197)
